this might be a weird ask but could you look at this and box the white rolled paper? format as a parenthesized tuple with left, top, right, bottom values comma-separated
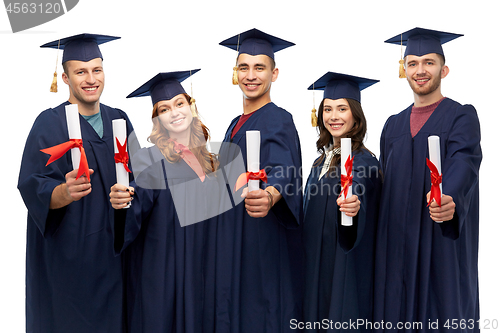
(341, 138, 353, 226)
(428, 135, 442, 223)
(113, 119, 130, 209)
(246, 130, 261, 193)
(65, 104, 81, 171)
(112, 119, 129, 187)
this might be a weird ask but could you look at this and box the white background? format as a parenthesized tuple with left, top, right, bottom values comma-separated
(1, 0, 498, 331)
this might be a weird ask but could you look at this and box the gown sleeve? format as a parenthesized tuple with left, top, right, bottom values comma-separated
(259, 110, 302, 228)
(440, 104, 481, 239)
(113, 147, 163, 254)
(336, 151, 381, 252)
(18, 109, 69, 237)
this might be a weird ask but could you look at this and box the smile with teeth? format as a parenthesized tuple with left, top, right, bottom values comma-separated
(83, 87, 98, 92)
(415, 78, 430, 84)
(245, 83, 260, 89)
(171, 118, 185, 125)
(329, 123, 344, 130)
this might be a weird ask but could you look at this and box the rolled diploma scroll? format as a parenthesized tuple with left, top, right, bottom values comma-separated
(113, 119, 130, 208)
(246, 130, 261, 193)
(341, 138, 353, 226)
(428, 135, 442, 223)
(65, 104, 81, 171)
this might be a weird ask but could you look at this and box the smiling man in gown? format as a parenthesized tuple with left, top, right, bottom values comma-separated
(18, 34, 136, 333)
(374, 28, 481, 332)
(212, 28, 304, 333)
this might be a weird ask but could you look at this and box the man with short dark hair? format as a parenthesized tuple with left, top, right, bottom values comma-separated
(375, 28, 481, 332)
(18, 33, 136, 333)
(214, 28, 303, 332)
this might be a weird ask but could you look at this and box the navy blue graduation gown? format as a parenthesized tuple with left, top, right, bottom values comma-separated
(213, 102, 304, 333)
(374, 98, 481, 332)
(17, 101, 135, 333)
(115, 146, 221, 333)
(303, 149, 381, 333)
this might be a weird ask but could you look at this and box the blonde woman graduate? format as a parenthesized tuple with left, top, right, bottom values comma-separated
(110, 70, 223, 333)
(302, 72, 382, 332)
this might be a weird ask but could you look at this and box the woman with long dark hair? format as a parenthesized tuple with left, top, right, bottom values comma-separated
(109, 70, 220, 333)
(302, 72, 382, 332)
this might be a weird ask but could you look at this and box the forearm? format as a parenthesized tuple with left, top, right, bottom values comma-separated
(49, 183, 73, 209)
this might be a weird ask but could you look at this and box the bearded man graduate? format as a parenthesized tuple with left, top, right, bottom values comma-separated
(18, 34, 137, 333)
(212, 28, 303, 333)
(374, 28, 482, 332)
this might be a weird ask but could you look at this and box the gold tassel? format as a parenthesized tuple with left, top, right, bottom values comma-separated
(50, 72, 58, 92)
(232, 66, 238, 85)
(311, 108, 318, 127)
(50, 39, 61, 93)
(399, 59, 406, 79)
(190, 98, 198, 118)
(398, 33, 406, 79)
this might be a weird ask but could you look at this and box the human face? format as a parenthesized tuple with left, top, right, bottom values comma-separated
(236, 53, 278, 103)
(405, 53, 449, 97)
(157, 94, 193, 141)
(322, 98, 355, 143)
(62, 58, 104, 107)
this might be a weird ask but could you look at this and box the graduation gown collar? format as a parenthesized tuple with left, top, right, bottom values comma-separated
(60, 101, 112, 142)
(392, 97, 454, 137)
(225, 102, 277, 144)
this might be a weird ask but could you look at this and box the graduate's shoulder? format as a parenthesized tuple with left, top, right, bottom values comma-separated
(28, 102, 70, 137)
(255, 103, 297, 132)
(354, 148, 378, 162)
(228, 114, 240, 126)
(266, 102, 295, 121)
(131, 145, 168, 189)
(442, 97, 478, 117)
(353, 148, 380, 169)
(34, 101, 69, 121)
(100, 103, 132, 120)
(131, 145, 164, 172)
(384, 103, 412, 126)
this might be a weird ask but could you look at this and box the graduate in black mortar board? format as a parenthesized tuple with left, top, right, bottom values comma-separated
(213, 28, 304, 333)
(303, 72, 381, 332)
(110, 70, 227, 333)
(374, 28, 481, 332)
(18, 33, 137, 333)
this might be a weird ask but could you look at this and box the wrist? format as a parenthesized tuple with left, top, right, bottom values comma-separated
(265, 189, 274, 210)
(62, 183, 74, 202)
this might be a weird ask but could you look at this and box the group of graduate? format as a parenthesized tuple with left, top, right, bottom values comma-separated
(17, 27, 481, 333)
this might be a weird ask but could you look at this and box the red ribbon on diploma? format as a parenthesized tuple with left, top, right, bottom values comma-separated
(234, 169, 268, 192)
(426, 158, 442, 207)
(114, 137, 131, 173)
(41, 139, 90, 180)
(340, 155, 353, 199)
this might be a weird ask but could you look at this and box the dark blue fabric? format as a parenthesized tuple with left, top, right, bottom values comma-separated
(114, 146, 220, 333)
(18, 102, 135, 333)
(374, 98, 481, 332)
(384, 28, 463, 58)
(219, 28, 295, 60)
(211, 102, 304, 333)
(307, 72, 379, 103)
(303, 149, 381, 333)
(126, 70, 200, 106)
(40, 33, 120, 63)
